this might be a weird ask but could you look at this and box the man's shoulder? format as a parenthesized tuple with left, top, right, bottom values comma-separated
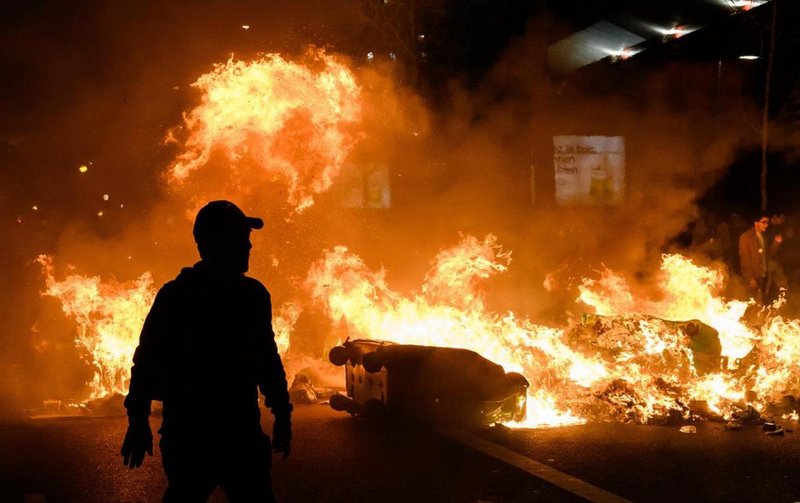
(155, 269, 270, 301)
(242, 276, 270, 298)
(154, 267, 198, 299)
(147, 280, 184, 310)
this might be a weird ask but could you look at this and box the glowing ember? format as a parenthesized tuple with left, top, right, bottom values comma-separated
(37, 255, 156, 400)
(166, 48, 362, 212)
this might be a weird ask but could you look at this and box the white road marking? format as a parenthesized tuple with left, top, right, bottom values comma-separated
(443, 429, 635, 503)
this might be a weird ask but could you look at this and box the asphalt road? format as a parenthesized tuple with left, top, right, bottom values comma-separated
(3, 404, 800, 502)
(478, 419, 800, 503)
(0, 404, 581, 503)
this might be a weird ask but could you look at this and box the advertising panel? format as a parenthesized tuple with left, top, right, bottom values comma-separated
(553, 136, 625, 205)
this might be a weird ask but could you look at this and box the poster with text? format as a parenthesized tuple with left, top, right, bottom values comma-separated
(553, 136, 625, 205)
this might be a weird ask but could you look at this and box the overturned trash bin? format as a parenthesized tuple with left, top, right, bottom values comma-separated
(328, 339, 528, 427)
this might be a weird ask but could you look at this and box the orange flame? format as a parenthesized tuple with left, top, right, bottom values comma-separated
(37, 255, 156, 400)
(166, 48, 362, 212)
(579, 254, 755, 361)
(273, 302, 301, 357)
(37, 256, 298, 400)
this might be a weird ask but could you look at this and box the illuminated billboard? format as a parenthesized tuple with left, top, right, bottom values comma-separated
(553, 136, 625, 205)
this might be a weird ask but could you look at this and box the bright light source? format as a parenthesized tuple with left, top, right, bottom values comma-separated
(739, 55, 760, 60)
(616, 48, 634, 60)
(242, 25, 250, 30)
(723, 0, 768, 10)
(653, 25, 698, 38)
(367, 52, 374, 61)
(79, 165, 88, 173)
(603, 46, 641, 61)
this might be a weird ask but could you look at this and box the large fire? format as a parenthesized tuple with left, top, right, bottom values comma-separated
(304, 238, 800, 426)
(38, 255, 297, 400)
(166, 48, 362, 212)
(34, 51, 800, 428)
(38, 234, 800, 427)
(37, 255, 156, 400)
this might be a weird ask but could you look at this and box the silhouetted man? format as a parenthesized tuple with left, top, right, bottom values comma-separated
(121, 200, 292, 502)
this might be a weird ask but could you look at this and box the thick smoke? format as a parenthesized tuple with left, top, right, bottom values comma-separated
(0, 2, 771, 407)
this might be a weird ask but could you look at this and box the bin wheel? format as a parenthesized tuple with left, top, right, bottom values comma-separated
(362, 352, 384, 373)
(330, 394, 355, 413)
(329, 345, 350, 366)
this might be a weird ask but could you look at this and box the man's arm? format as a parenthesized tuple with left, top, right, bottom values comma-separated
(254, 285, 292, 457)
(125, 288, 171, 419)
(121, 287, 170, 468)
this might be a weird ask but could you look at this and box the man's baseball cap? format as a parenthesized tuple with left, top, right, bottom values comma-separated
(193, 200, 264, 243)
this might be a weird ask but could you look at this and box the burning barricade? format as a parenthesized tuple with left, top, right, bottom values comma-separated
(308, 242, 800, 430)
(36, 230, 800, 432)
(37, 229, 800, 433)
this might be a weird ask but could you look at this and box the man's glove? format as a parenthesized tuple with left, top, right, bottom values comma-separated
(272, 413, 292, 459)
(121, 417, 153, 468)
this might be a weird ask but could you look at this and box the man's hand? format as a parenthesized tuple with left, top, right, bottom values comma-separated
(272, 413, 292, 459)
(121, 417, 153, 468)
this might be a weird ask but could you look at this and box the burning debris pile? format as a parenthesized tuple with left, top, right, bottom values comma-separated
(305, 238, 800, 428)
(37, 230, 800, 429)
